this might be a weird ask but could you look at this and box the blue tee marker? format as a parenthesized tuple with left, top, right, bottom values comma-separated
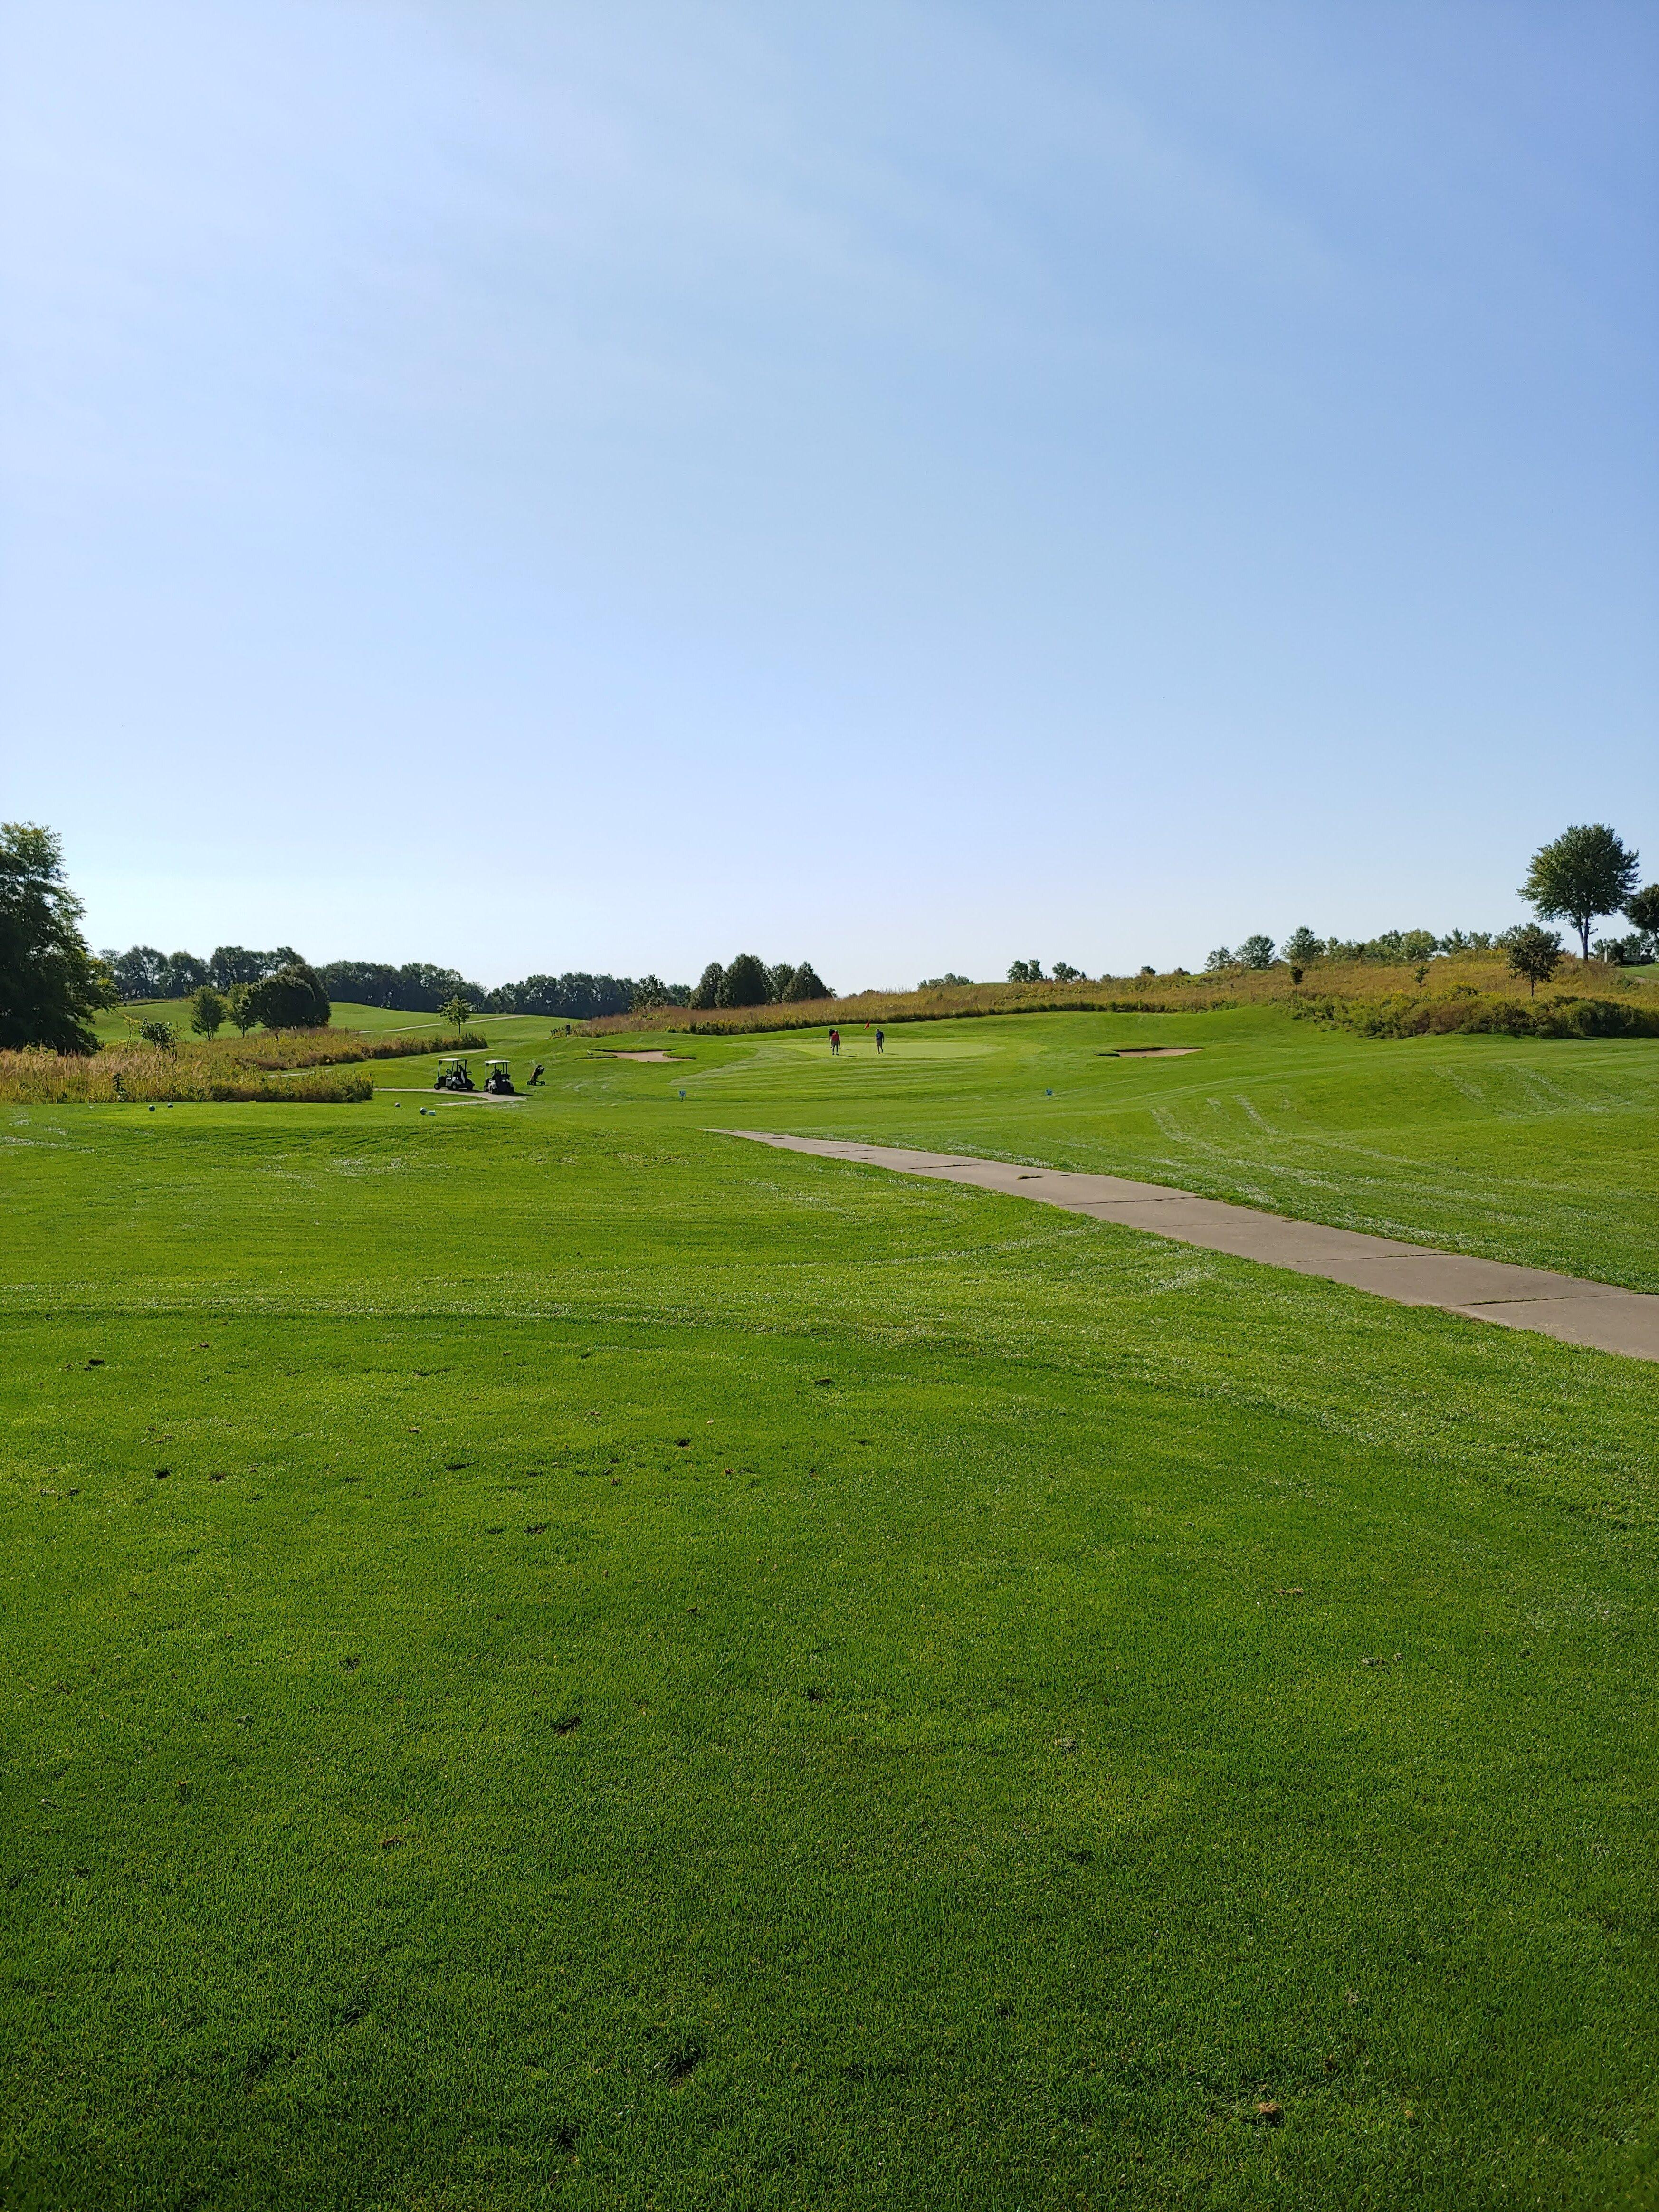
(1046, 1088, 1054, 1096)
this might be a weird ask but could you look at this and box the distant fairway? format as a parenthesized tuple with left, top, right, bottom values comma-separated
(3, 1010, 1655, 2209)
(657, 1005, 1659, 1291)
(91, 998, 458, 1043)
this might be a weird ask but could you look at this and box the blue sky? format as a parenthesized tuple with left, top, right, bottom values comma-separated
(3, 0, 1654, 986)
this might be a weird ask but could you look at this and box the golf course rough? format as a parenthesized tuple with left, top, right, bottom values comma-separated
(2, 1005, 1655, 2210)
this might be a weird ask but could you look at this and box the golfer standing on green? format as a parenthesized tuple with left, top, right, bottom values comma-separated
(829, 1029, 840, 1056)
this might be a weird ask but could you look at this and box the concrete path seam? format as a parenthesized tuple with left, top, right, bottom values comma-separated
(717, 1131, 1659, 1364)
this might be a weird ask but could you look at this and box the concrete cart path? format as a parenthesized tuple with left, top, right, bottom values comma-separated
(720, 1131, 1659, 1364)
(376, 1087, 528, 1105)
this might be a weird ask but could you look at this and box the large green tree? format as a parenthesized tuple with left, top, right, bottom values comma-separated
(1520, 824, 1640, 959)
(248, 961, 332, 1031)
(715, 953, 771, 1009)
(108, 944, 167, 1001)
(782, 962, 831, 1002)
(0, 822, 114, 1052)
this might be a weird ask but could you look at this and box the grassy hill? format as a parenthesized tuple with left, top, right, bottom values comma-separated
(3, 1010, 1655, 2208)
(91, 999, 460, 1044)
(595, 951, 1659, 1036)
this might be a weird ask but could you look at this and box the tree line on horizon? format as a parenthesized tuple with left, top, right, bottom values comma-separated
(321, 963, 671, 1022)
(6, 818, 1656, 1057)
(80, 825, 1659, 1032)
(99, 950, 689, 1023)
(92, 945, 840, 1022)
(1203, 827, 1657, 982)
(689, 958, 832, 1010)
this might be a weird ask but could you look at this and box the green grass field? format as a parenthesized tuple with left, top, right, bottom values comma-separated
(91, 999, 457, 1044)
(4, 1010, 1655, 2209)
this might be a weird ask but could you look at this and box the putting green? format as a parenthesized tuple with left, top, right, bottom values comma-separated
(752, 1031, 997, 1062)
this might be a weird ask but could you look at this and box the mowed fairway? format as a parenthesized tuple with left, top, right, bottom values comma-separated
(3, 1012, 1656, 2209)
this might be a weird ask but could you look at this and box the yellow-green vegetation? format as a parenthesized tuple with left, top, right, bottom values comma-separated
(0, 1047, 375, 1104)
(3, 1017, 492, 1106)
(593, 953, 1659, 1038)
(3, 1009, 1655, 2208)
(1295, 990, 1659, 1040)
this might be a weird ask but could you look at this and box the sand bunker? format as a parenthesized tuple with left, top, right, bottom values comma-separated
(593, 1049, 685, 1062)
(1102, 1047, 1200, 1058)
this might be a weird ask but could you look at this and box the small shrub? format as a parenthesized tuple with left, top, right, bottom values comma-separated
(1507, 925, 1564, 998)
(188, 985, 228, 1039)
(1282, 926, 1321, 968)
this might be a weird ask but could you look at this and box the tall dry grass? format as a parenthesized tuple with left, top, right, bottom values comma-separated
(114, 1025, 490, 1069)
(0, 1046, 374, 1105)
(584, 956, 1659, 1038)
(0, 1025, 487, 1106)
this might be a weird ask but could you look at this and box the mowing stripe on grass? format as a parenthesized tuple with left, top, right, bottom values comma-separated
(721, 1129, 1659, 1362)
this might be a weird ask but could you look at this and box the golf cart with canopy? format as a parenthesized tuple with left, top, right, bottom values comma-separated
(434, 1057, 476, 1093)
(483, 1059, 516, 1096)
